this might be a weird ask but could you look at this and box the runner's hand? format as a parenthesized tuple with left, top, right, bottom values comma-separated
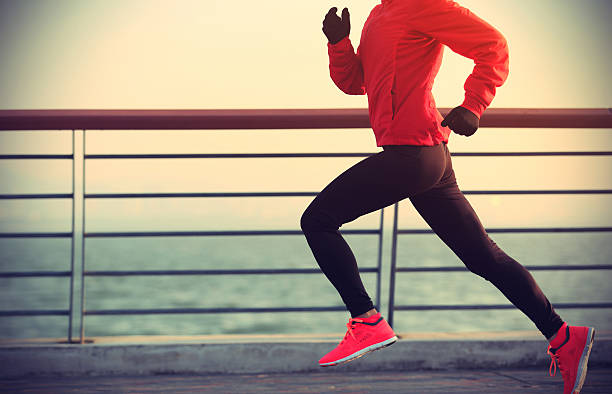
(323, 7, 351, 45)
(441, 106, 480, 136)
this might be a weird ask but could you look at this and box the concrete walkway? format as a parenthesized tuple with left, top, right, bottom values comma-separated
(2, 331, 612, 378)
(2, 369, 612, 393)
(2, 331, 611, 393)
(0, 331, 612, 378)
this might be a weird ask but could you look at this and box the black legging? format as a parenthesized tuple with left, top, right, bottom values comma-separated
(301, 142, 564, 339)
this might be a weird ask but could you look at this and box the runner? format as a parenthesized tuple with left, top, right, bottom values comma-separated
(300, 2, 595, 392)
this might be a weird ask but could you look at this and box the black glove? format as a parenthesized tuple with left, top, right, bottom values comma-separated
(323, 7, 350, 45)
(441, 106, 480, 136)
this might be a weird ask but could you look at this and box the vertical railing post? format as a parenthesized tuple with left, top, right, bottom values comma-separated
(79, 129, 86, 344)
(68, 129, 85, 343)
(68, 129, 76, 342)
(375, 208, 384, 310)
(387, 203, 399, 328)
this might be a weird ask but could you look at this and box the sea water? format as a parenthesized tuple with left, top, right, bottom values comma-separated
(1, 231, 611, 339)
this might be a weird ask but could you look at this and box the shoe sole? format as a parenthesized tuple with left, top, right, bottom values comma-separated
(319, 336, 398, 367)
(572, 327, 595, 394)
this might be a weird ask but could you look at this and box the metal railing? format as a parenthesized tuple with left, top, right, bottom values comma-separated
(1, 108, 611, 342)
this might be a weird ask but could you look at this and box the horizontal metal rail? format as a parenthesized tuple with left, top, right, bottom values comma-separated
(453, 151, 612, 157)
(79, 190, 612, 200)
(1, 108, 611, 130)
(86, 153, 375, 159)
(397, 227, 612, 234)
(80, 228, 612, 239)
(84, 306, 347, 316)
(0, 194, 73, 199)
(393, 303, 612, 311)
(0, 232, 72, 238)
(0, 310, 69, 317)
(78, 264, 610, 278)
(84, 268, 378, 276)
(0, 154, 73, 159)
(84, 151, 612, 159)
(2, 189, 609, 201)
(7, 264, 608, 278)
(461, 190, 612, 195)
(85, 192, 318, 199)
(83, 229, 378, 238)
(0, 271, 71, 278)
(84, 302, 612, 316)
(2, 151, 608, 161)
(396, 265, 612, 272)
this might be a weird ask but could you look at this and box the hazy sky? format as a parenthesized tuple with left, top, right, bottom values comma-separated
(1, 0, 611, 109)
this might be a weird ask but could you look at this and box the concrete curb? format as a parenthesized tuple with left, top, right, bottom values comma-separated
(1, 331, 611, 378)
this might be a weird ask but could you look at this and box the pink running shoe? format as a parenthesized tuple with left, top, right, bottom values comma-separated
(319, 313, 397, 367)
(547, 323, 595, 394)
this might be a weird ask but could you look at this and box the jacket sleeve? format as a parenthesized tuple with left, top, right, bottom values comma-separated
(327, 37, 367, 95)
(414, 1, 509, 118)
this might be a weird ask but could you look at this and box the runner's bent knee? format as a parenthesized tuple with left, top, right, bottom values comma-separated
(300, 204, 341, 233)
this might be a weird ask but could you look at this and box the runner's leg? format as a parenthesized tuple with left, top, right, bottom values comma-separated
(408, 143, 564, 338)
(301, 144, 447, 317)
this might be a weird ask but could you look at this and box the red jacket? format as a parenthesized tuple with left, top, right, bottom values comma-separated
(328, 0, 509, 146)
